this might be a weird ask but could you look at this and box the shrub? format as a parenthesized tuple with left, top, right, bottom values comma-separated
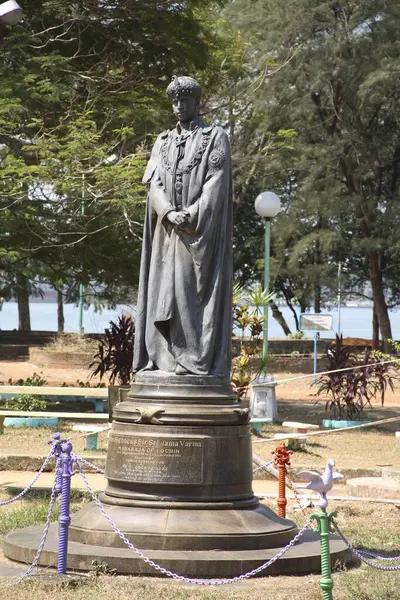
(5, 394, 48, 411)
(0, 372, 49, 411)
(231, 283, 273, 400)
(89, 315, 134, 386)
(316, 334, 397, 420)
(287, 330, 305, 339)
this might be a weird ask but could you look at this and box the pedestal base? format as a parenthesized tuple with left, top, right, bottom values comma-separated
(2, 374, 356, 577)
(4, 524, 355, 578)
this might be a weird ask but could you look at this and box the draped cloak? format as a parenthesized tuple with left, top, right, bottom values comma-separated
(132, 117, 232, 377)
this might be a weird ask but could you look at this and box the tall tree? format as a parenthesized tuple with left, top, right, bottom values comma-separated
(222, 0, 400, 345)
(0, 0, 227, 328)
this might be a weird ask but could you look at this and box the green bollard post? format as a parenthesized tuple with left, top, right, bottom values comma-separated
(310, 507, 337, 600)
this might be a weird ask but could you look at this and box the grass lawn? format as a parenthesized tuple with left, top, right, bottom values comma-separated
(0, 400, 399, 473)
(0, 491, 399, 600)
(0, 422, 109, 457)
(253, 401, 400, 471)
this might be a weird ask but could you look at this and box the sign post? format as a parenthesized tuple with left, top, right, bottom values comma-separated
(299, 314, 333, 383)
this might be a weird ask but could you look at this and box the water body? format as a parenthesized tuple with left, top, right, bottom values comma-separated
(0, 301, 399, 339)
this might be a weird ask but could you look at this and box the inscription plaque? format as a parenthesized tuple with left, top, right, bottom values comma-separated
(108, 434, 204, 484)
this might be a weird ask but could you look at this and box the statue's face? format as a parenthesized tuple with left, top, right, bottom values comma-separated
(172, 94, 198, 123)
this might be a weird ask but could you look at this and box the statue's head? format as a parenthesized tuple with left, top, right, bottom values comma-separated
(166, 76, 202, 124)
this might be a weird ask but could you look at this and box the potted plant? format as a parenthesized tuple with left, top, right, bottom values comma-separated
(316, 335, 396, 427)
(89, 315, 135, 421)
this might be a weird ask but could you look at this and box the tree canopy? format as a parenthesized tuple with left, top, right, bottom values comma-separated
(0, 0, 229, 327)
(222, 0, 400, 343)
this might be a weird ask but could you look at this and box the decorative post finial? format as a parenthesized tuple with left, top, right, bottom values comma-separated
(272, 442, 293, 518)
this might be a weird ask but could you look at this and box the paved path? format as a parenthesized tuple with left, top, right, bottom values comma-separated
(0, 469, 359, 499)
(2, 470, 400, 506)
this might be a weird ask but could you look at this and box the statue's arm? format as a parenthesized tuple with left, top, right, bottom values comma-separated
(142, 133, 175, 220)
(149, 178, 175, 220)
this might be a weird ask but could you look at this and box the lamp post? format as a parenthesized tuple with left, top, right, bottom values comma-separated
(254, 191, 281, 368)
(0, 1, 22, 25)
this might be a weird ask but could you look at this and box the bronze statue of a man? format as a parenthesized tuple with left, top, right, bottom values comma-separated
(133, 76, 232, 377)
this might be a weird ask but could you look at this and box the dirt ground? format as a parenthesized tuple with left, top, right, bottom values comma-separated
(0, 359, 102, 387)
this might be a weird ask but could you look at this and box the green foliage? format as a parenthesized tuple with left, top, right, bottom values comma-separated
(4, 394, 48, 412)
(231, 283, 271, 399)
(0, 490, 86, 535)
(287, 331, 305, 340)
(316, 335, 397, 419)
(0, 0, 231, 321)
(1, 372, 47, 387)
(219, 0, 400, 337)
(90, 560, 117, 577)
(90, 315, 135, 386)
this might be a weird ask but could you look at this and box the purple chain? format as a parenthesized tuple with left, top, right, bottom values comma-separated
(333, 520, 400, 572)
(0, 463, 60, 587)
(76, 460, 310, 585)
(0, 448, 55, 507)
(72, 454, 105, 474)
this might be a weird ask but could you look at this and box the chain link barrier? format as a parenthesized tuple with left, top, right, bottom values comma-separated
(356, 549, 400, 562)
(72, 455, 274, 476)
(0, 464, 60, 586)
(72, 454, 105, 474)
(3, 436, 400, 586)
(0, 447, 56, 507)
(333, 520, 400, 572)
(252, 458, 275, 473)
(75, 459, 311, 585)
(285, 468, 314, 523)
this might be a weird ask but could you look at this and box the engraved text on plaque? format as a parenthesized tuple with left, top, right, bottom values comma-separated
(108, 435, 204, 484)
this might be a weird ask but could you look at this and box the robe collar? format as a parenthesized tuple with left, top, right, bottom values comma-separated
(176, 116, 202, 136)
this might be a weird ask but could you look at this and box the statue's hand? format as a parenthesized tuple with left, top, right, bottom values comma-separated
(167, 210, 189, 226)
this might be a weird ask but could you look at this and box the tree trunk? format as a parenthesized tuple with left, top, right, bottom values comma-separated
(368, 251, 392, 352)
(16, 275, 31, 331)
(299, 300, 308, 314)
(57, 289, 65, 333)
(372, 303, 380, 350)
(314, 234, 322, 313)
(314, 285, 321, 313)
(286, 298, 300, 330)
(270, 301, 292, 335)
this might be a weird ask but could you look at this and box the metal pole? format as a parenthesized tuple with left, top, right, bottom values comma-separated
(314, 331, 318, 383)
(272, 442, 292, 519)
(52, 432, 63, 495)
(310, 508, 336, 600)
(57, 441, 73, 574)
(262, 218, 271, 371)
(337, 261, 342, 336)
(78, 174, 85, 333)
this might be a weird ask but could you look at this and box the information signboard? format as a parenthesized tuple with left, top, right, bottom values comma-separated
(300, 313, 333, 332)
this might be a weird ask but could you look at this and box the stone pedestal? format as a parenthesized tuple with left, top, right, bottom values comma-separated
(3, 372, 354, 576)
(250, 376, 278, 423)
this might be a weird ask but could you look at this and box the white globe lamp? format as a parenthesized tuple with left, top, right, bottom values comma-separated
(254, 191, 281, 219)
(254, 191, 281, 370)
(0, 0, 22, 25)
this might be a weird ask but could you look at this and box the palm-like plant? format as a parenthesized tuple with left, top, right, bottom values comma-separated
(89, 315, 134, 386)
(316, 335, 397, 419)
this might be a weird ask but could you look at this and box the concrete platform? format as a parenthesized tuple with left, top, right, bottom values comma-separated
(3, 524, 355, 578)
(347, 477, 400, 500)
(347, 467, 400, 500)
